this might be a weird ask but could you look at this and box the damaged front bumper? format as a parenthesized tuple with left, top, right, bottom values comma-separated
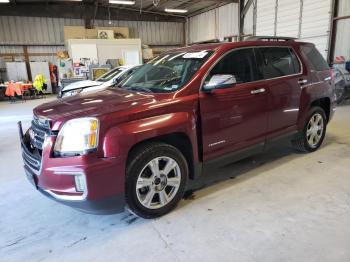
(18, 121, 125, 215)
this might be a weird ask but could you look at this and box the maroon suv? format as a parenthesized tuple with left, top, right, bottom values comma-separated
(19, 37, 336, 218)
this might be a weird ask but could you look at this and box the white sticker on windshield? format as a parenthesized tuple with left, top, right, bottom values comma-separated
(183, 50, 208, 59)
(164, 85, 178, 91)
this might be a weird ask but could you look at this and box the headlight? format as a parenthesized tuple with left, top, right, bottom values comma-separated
(54, 118, 99, 155)
(62, 88, 83, 97)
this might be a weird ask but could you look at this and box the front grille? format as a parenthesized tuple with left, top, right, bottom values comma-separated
(31, 115, 51, 150)
(21, 142, 41, 174)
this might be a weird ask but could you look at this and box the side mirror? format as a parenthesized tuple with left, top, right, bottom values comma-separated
(112, 78, 120, 86)
(203, 74, 237, 92)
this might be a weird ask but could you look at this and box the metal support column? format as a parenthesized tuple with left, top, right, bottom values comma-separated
(328, 0, 339, 64)
(23, 46, 32, 82)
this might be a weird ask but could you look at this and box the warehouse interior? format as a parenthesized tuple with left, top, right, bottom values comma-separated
(0, 0, 350, 261)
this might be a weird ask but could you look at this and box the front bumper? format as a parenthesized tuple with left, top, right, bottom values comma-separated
(18, 121, 126, 214)
(38, 188, 125, 214)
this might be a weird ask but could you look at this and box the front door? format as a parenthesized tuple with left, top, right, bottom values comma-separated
(200, 48, 269, 161)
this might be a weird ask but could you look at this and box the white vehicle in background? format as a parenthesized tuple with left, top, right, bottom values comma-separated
(59, 65, 140, 98)
(333, 66, 350, 104)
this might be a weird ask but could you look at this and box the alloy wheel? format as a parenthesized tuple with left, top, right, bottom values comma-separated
(306, 113, 324, 148)
(136, 156, 181, 209)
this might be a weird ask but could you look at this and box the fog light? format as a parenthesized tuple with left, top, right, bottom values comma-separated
(75, 175, 86, 192)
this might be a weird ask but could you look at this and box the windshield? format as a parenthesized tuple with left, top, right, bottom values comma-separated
(96, 67, 125, 82)
(120, 51, 213, 93)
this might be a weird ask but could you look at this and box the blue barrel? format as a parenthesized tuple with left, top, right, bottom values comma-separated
(346, 61, 350, 72)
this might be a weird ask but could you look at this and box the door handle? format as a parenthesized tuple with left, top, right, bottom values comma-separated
(298, 79, 308, 85)
(251, 88, 266, 94)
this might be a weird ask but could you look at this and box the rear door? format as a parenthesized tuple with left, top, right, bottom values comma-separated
(255, 47, 303, 137)
(199, 48, 269, 161)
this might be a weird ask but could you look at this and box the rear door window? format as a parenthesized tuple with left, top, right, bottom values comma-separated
(256, 47, 301, 79)
(300, 45, 329, 71)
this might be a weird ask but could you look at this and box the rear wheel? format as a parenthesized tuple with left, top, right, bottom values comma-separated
(125, 142, 188, 218)
(292, 106, 327, 152)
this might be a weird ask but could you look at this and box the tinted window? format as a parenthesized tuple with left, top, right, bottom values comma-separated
(256, 47, 301, 79)
(205, 48, 257, 85)
(301, 45, 329, 71)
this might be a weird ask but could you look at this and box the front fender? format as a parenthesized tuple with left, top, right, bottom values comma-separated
(102, 112, 199, 162)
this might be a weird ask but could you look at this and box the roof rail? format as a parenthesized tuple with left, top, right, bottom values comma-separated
(188, 39, 222, 45)
(245, 36, 296, 42)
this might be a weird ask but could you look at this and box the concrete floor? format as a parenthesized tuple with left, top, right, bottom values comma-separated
(0, 97, 350, 262)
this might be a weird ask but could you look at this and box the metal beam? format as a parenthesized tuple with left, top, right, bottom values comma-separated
(187, 1, 238, 17)
(333, 15, 350, 21)
(241, 0, 253, 18)
(239, 0, 244, 40)
(0, 3, 185, 22)
(104, 5, 186, 19)
(0, 44, 64, 47)
(0, 53, 58, 57)
(144, 0, 173, 11)
(23, 46, 32, 81)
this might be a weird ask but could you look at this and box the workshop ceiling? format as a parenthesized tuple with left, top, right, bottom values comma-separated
(0, 0, 238, 22)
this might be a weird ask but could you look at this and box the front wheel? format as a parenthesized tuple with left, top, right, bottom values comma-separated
(125, 142, 188, 218)
(292, 106, 327, 152)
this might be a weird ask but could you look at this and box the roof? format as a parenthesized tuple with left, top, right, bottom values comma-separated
(166, 39, 308, 54)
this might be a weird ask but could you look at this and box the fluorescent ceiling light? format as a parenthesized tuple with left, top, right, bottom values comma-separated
(165, 8, 188, 13)
(109, 0, 135, 5)
(0, 0, 10, 3)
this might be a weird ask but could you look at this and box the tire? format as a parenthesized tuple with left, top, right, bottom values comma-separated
(292, 106, 327, 152)
(125, 142, 188, 219)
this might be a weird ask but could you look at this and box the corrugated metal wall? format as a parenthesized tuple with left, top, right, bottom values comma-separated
(276, 0, 300, 37)
(333, 0, 350, 60)
(188, 3, 239, 43)
(337, 0, 350, 16)
(95, 20, 183, 45)
(0, 16, 183, 45)
(243, 0, 255, 36)
(299, 0, 332, 59)
(0, 16, 83, 45)
(254, 0, 332, 59)
(256, 0, 276, 36)
(0, 16, 184, 66)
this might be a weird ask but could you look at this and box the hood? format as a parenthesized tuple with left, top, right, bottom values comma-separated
(34, 88, 158, 129)
(62, 80, 102, 92)
(80, 82, 111, 94)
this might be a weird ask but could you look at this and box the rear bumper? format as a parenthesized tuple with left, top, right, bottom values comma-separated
(19, 121, 126, 214)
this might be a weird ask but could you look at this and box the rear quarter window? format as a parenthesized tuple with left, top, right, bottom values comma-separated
(300, 45, 329, 71)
